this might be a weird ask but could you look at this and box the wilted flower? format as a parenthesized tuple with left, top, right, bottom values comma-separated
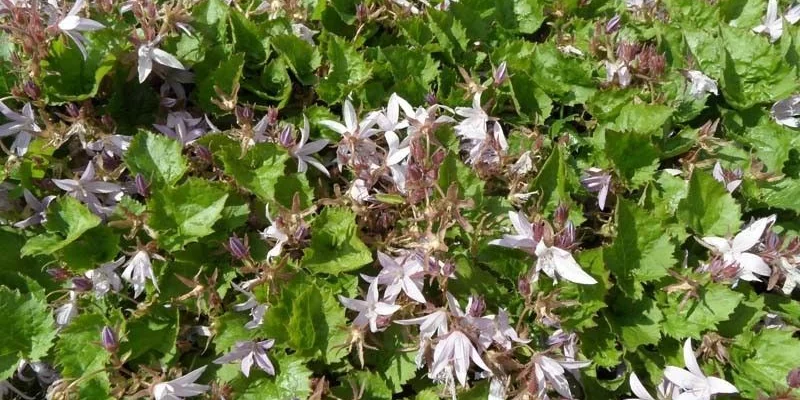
(581, 167, 612, 210)
(430, 330, 492, 387)
(121, 250, 161, 298)
(0, 101, 41, 156)
(152, 366, 210, 400)
(626, 372, 676, 400)
(663, 339, 738, 400)
(84, 256, 124, 297)
(534, 240, 598, 285)
(490, 211, 539, 254)
(56, 0, 105, 59)
(606, 60, 632, 87)
(686, 70, 718, 97)
(696, 215, 775, 283)
(531, 355, 591, 400)
(213, 340, 276, 377)
(14, 189, 55, 228)
(711, 162, 742, 193)
(771, 94, 800, 128)
(339, 279, 401, 332)
(138, 38, 186, 83)
(101, 326, 118, 352)
(52, 162, 122, 216)
(362, 251, 426, 303)
(288, 116, 329, 176)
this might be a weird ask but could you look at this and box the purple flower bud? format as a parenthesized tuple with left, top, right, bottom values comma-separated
(72, 276, 93, 292)
(65, 103, 81, 118)
(556, 221, 576, 249)
(467, 296, 486, 317)
(493, 61, 508, 86)
(227, 235, 250, 260)
(48, 267, 70, 281)
(425, 92, 438, 106)
(606, 14, 621, 34)
(194, 145, 213, 162)
(788, 368, 800, 388)
(24, 81, 40, 100)
(134, 174, 150, 198)
(440, 261, 456, 277)
(278, 125, 294, 148)
(101, 326, 118, 352)
(101, 114, 115, 129)
(356, 3, 369, 22)
(266, 106, 279, 126)
(294, 224, 309, 242)
(235, 106, 254, 125)
(554, 203, 569, 227)
(518, 276, 531, 297)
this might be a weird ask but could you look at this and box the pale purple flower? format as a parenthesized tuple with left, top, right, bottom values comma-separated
(289, 116, 329, 176)
(686, 70, 718, 97)
(787, 3, 800, 24)
(153, 111, 208, 146)
(338, 279, 401, 332)
(152, 366, 210, 400)
(395, 309, 449, 339)
(213, 340, 276, 377)
(489, 211, 539, 254)
(486, 308, 529, 350)
(101, 326, 118, 352)
(138, 38, 186, 83)
(532, 355, 591, 400)
(663, 339, 738, 400)
(121, 250, 160, 298)
(0, 101, 40, 156)
(430, 330, 492, 387)
(581, 167, 612, 210)
(55, 291, 78, 328)
(319, 99, 379, 170)
(753, 0, 783, 42)
(535, 240, 598, 285)
(56, 0, 105, 59)
(14, 189, 55, 228)
(85, 134, 132, 158)
(347, 178, 371, 203)
(606, 60, 632, 87)
(711, 161, 742, 193)
(52, 162, 122, 216)
(231, 282, 268, 330)
(84, 256, 124, 297)
(493, 61, 508, 86)
(626, 372, 676, 400)
(373, 93, 414, 137)
(772, 94, 800, 128)
(697, 215, 776, 283)
(362, 251, 426, 303)
(260, 205, 288, 261)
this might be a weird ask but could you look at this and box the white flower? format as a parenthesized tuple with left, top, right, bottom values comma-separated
(430, 330, 492, 387)
(711, 162, 742, 193)
(56, 0, 105, 59)
(486, 308, 530, 350)
(121, 250, 160, 298)
(347, 178, 371, 203)
(84, 256, 124, 297)
(138, 38, 186, 83)
(776, 256, 800, 294)
(532, 355, 591, 400)
(786, 3, 800, 24)
(686, 70, 718, 97)
(362, 251, 426, 304)
(152, 366, 210, 400)
(55, 291, 78, 328)
(697, 215, 775, 282)
(14, 189, 55, 228)
(454, 92, 488, 142)
(319, 99, 379, 169)
(626, 372, 676, 400)
(260, 205, 288, 261)
(489, 211, 539, 254)
(534, 240, 598, 285)
(753, 0, 783, 42)
(52, 162, 122, 216)
(663, 339, 738, 400)
(290, 116, 329, 176)
(213, 340, 275, 377)
(771, 94, 800, 128)
(0, 101, 40, 156)
(338, 279, 401, 332)
(231, 282, 268, 329)
(395, 309, 449, 339)
(558, 45, 584, 56)
(374, 93, 414, 137)
(606, 60, 632, 87)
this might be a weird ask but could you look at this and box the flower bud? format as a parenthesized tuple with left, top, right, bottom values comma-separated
(356, 3, 369, 22)
(65, 103, 80, 118)
(556, 221, 575, 249)
(554, 203, 569, 227)
(266, 106, 280, 126)
(134, 174, 150, 198)
(23, 81, 40, 100)
(605, 14, 621, 34)
(467, 296, 486, 317)
(493, 61, 508, 86)
(47, 267, 70, 281)
(425, 92, 438, 106)
(194, 145, 213, 162)
(788, 368, 800, 388)
(227, 235, 250, 260)
(71, 277, 93, 292)
(278, 125, 294, 148)
(101, 326, 118, 352)
(440, 261, 455, 277)
(235, 106, 254, 125)
(294, 224, 309, 242)
(518, 276, 531, 297)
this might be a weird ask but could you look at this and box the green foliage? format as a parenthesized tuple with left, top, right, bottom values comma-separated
(678, 170, 743, 236)
(21, 196, 101, 257)
(0, 287, 56, 380)
(302, 207, 372, 275)
(125, 131, 189, 185)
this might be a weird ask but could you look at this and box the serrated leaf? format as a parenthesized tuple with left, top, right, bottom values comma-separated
(317, 35, 372, 103)
(302, 207, 372, 275)
(21, 196, 101, 257)
(609, 297, 663, 350)
(125, 131, 189, 185)
(56, 313, 111, 399)
(121, 306, 179, 362)
(605, 131, 660, 187)
(677, 170, 742, 236)
(233, 355, 312, 399)
(40, 37, 115, 104)
(660, 284, 743, 338)
(0, 287, 56, 379)
(730, 329, 800, 397)
(272, 34, 321, 85)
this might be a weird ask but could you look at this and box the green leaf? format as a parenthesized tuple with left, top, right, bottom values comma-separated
(604, 131, 660, 187)
(559, 248, 610, 331)
(195, 52, 245, 113)
(21, 196, 101, 257)
(317, 35, 372, 103)
(271, 34, 321, 85)
(302, 207, 372, 275)
(192, 0, 230, 41)
(56, 313, 111, 399)
(40, 37, 115, 104)
(230, 9, 271, 65)
(660, 284, 743, 338)
(731, 329, 800, 397)
(121, 306, 179, 362)
(147, 178, 229, 251)
(125, 131, 189, 186)
(613, 103, 673, 135)
(677, 170, 742, 236)
(438, 151, 485, 206)
(0, 287, 56, 380)
(609, 296, 663, 350)
(530, 146, 568, 213)
(59, 225, 120, 272)
(233, 355, 312, 399)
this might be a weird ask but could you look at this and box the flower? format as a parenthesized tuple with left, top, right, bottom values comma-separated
(373, 93, 414, 138)
(289, 116, 329, 176)
(338, 279, 401, 332)
(534, 240, 598, 285)
(55, 291, 78, 328)
(138, 38, 186, 83)
(56, 0, 105, 59)
(121, 250, 160, 298)
(52, 162, 122, 216)
(489, 211, 539, 254)
(153, 111, 208, 146)
(697, 215, 775, 282)
(260, 205, 288, 260)
(454, 92, 488, 142)
(213, 340, 276, 377)
(626, 372, 676, 400)
(362, 251, 426, 304)
(663, 339, 738, 400)
(85, 134, 132, 158)
(84, 256, 124, 297)
(319, 99, 379, 169)
(0, 101, 41, 156)
(581, 167, 612, 210)
(231, 282, 268, 329)
(606, 60, 632, 87)
(486, 308, 529, 350)
(395, 309, 449, 339)
(152, 366, 210, 400)
(686, 70, 718, 97)
(101, 326, 118, 352)
(711, 161, 742, 193)
(532, 355, 591, 400)
(14, 189, 55, 228)
(771, 94, 800, 128)
(753, 0, 783, 42)
(430, 330, 492, 387)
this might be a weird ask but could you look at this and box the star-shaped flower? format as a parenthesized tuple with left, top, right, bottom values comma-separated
(489, 211, 539, 255)
(84, 256, 124, 298)
(663, 339, 738, 400)
(0, 101, 41, 156)
(534, 240, 598, 285)
(138, 38, 186, 83)
(753, 0, 783, 42)
(697, 215, 776, 282)
(56, 0, 105, 59)
(362, 251, 426, 304)
(430, 330, 492, 387)
(14, 189, 55, 228)
(686, 70, 718, 97)
(338, 279, 401, 332)
(288, 116, 329, 176)
(121, 250, 161, 298)
(152, 366, 210, 400)
(626, 371, 676, 400)
(532, 355, 591, 400)
(213, 340, 276, 377)
(52, 162, 122, 216)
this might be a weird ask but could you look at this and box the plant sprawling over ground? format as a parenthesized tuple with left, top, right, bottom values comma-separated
(1, 0, 800, 399)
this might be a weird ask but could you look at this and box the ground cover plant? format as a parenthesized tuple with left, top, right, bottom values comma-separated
(0, 0, 799, 399)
